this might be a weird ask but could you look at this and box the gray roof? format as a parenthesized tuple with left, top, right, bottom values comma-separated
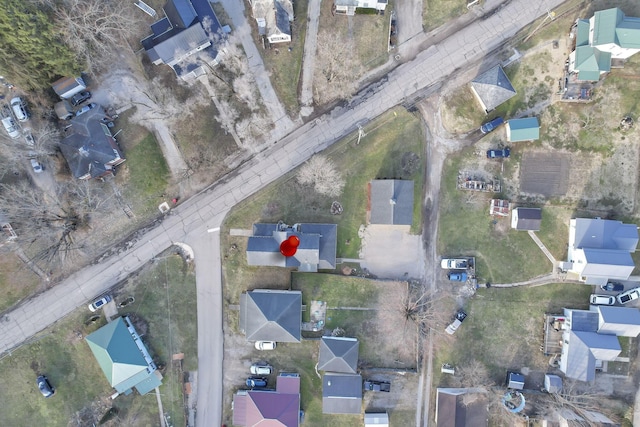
(435, 388, 489, 427)
(164, 0, 197, 28)
(470, 65, 516, 112)
(597, 306, 640, 326)
(246, 223, 337, 272)
(59, 105, 124, 179)
(239, 290, 302, 342)
(274, 1, 292, 35)
(572, 218, 638, 251)
(148, 24, 210, 65)
(565, 308, 599, 332)
(322, 373, 362, 414)
(513, 207, 541, 231)
(544, 374, 562, 393)
(318, 337, 359, 373)
(369, 180, 414, 225)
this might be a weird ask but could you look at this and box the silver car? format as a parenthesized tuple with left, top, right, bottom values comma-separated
(250, 364, 272, 375)
(589, 294, 615, 306)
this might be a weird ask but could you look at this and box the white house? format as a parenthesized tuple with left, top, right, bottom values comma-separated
(565, 218, 638, 285)
(569, 8, 640, 81)
(250, 0, 294, 44)
(334, 0, 387, 16)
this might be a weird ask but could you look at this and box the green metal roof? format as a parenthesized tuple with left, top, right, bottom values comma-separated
(86, 317, 161, 395)
(507, 117, 539, 142)
(616, 17, 640, 49)
(592, 8, 623, 46)
(577, 70, 602, 81)
(574, 46, 611, 73)
(576, 19, 590, 47)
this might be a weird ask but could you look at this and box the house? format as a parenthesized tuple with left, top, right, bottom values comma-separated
(364, 412, 389, 427)
(435, 388, 488, 427)
(322, 373, 362, 414)
(506, 372, 525, 390)
(555, 408, 616, 426)
(250, 0, 294, 44)
(569, 8, 640, 81)
(510, 207, 542, 231)
(369, 179, 414, 226)
(543, 374, 562, 393)
(246, 222, 337, 272)
(318, 336, 359, 374)
(59, 104, 125, 180)
(51, 76, 87, 99)
(85, 316, 162, 396)
(334, 0, 387, 16)
(560, 306, 640, 381)
(506, 117, 540, 142)
(565, 218, 638, 285)
(239, 289, 302, 343)
(232, 372, 301, 427)
(470, 65, 517, 112)
(141, 0, 224, 80)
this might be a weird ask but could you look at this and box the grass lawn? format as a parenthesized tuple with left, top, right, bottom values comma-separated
(438, 151, 552, 284)
(0, 255, 195, 425)
(223, 108, 425, 262)
(423, 0, 467, 32)
(433, 283, 592, 385)
(0, 252, 41, 313)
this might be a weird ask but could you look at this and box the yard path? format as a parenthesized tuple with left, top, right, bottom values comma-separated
(527, 230, 557, 267)
(299, 0, 321, 117)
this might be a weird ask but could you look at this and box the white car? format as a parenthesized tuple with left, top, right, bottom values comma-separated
(617, 287, 640, 305)
(88, 295, 112, 312)
(589, 294, 615, 306)
(250, 364, 272, 375)
(1, 116, 20, 139)
(11, 97, 29, 122)
(30, 159, 43, 174)
(254, 341, 276, 351)
(440, 258, 469, 270)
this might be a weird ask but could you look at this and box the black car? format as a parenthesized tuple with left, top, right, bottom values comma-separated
(363, 380, 391, 392)
(37, 375, 55, 398)
(70, 91, 92, 107)
(601, 282, 624, 292)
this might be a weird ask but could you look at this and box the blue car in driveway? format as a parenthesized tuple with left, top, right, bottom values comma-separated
(487, 148, 510, 159)
(448, 272, 468, 282)
(480, 117, 504, 134)
(601, 282, 624, 292)
(246, 377, 268, 388)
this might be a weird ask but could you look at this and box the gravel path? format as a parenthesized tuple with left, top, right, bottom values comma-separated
(299, 0, 321, 117)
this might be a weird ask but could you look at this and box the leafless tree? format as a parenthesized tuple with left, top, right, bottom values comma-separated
(313, 30, 365, 105)
(53, 0, 139, 74)
(297, 155, 345, 197)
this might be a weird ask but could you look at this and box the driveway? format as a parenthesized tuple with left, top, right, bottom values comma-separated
(0, 2, 570, 427)
(361, 225, 425, 279)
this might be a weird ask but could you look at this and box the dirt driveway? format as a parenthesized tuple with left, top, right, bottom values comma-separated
(360, 225, 425, 280)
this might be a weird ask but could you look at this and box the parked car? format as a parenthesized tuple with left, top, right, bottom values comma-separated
(246, 377, 268, 388)
(601, 282, 624, 292)
(487, 148, 510, 159)
(36, 375, 55, 398)
(76, 103, 97, 116)
(11, 97, 29, 122)
(88, 295, 112, 312)
(480, 117, 504, 134)
(440, 258, 468, 270)
(1, 116, 20, 139)
(250, 364, 272, 375)
(254, 341, 276, 351)
(589, 294, 616, 306)
(445, 310, 467, 335)
(448, 272, 468, 282)
(30, 158, 43, 173)
(70, 91, 92, 106)
(23, 128, 35, 146)
(617, 287, 640, 305)
(363, 380, 391, 392)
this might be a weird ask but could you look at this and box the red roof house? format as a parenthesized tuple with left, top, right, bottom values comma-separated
(233, 373, 301, 427)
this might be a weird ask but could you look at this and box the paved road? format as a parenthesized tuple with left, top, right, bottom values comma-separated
(299, 0, 321, 116)
(0, 0, 568, 426)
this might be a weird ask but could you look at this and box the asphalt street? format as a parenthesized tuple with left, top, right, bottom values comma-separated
(0, 0, 568, 425)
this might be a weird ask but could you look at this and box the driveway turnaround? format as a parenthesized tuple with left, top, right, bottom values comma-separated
(0, 1, 567, 426)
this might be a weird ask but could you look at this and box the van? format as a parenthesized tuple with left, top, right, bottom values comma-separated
(11, 97, 29, 122)
(589, 294, 615, 306)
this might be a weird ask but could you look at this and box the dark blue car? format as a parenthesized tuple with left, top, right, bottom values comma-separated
(601, 282, 624, 292)
(246, 377, 267, 388)
(487, 148, 510, 159)
(480, 117, 504, 134)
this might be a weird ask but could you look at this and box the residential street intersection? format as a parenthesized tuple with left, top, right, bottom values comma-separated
(0, 0, 568, 425)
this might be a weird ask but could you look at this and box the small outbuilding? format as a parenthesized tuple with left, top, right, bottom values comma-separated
(507, 372, 525, 390)
(506, 117, 540, 142)
(364, 412, 389, 427)
(511, 207, 542, 231)
(544, 374, 562, 393)
(369, 179, 414, 226)
(52, 76, 87, 99)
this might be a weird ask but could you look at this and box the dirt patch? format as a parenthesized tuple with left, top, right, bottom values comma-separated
(360, 225, 425, 280)
(520, 152, 570, 197)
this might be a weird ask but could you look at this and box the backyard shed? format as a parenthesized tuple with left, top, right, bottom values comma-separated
(511, 207, 542, 231)
(507, 372, 525, 390)
(364, 412, 389, 426)
(52, 76, 86, 99)
(544, 374, 562, 393)
(506, 117, 540, 142)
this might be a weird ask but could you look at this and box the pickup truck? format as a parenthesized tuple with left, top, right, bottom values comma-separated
(617, 287, 640, 305)
(441, 258, 468, 270)
(480, 117, 504, 134)
(363, 380, 390, 392)
(445, 310, 467, 335)
(448, 272, 468, 282)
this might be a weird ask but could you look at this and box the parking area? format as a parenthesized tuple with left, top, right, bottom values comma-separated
(360, 225, 425, 280)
